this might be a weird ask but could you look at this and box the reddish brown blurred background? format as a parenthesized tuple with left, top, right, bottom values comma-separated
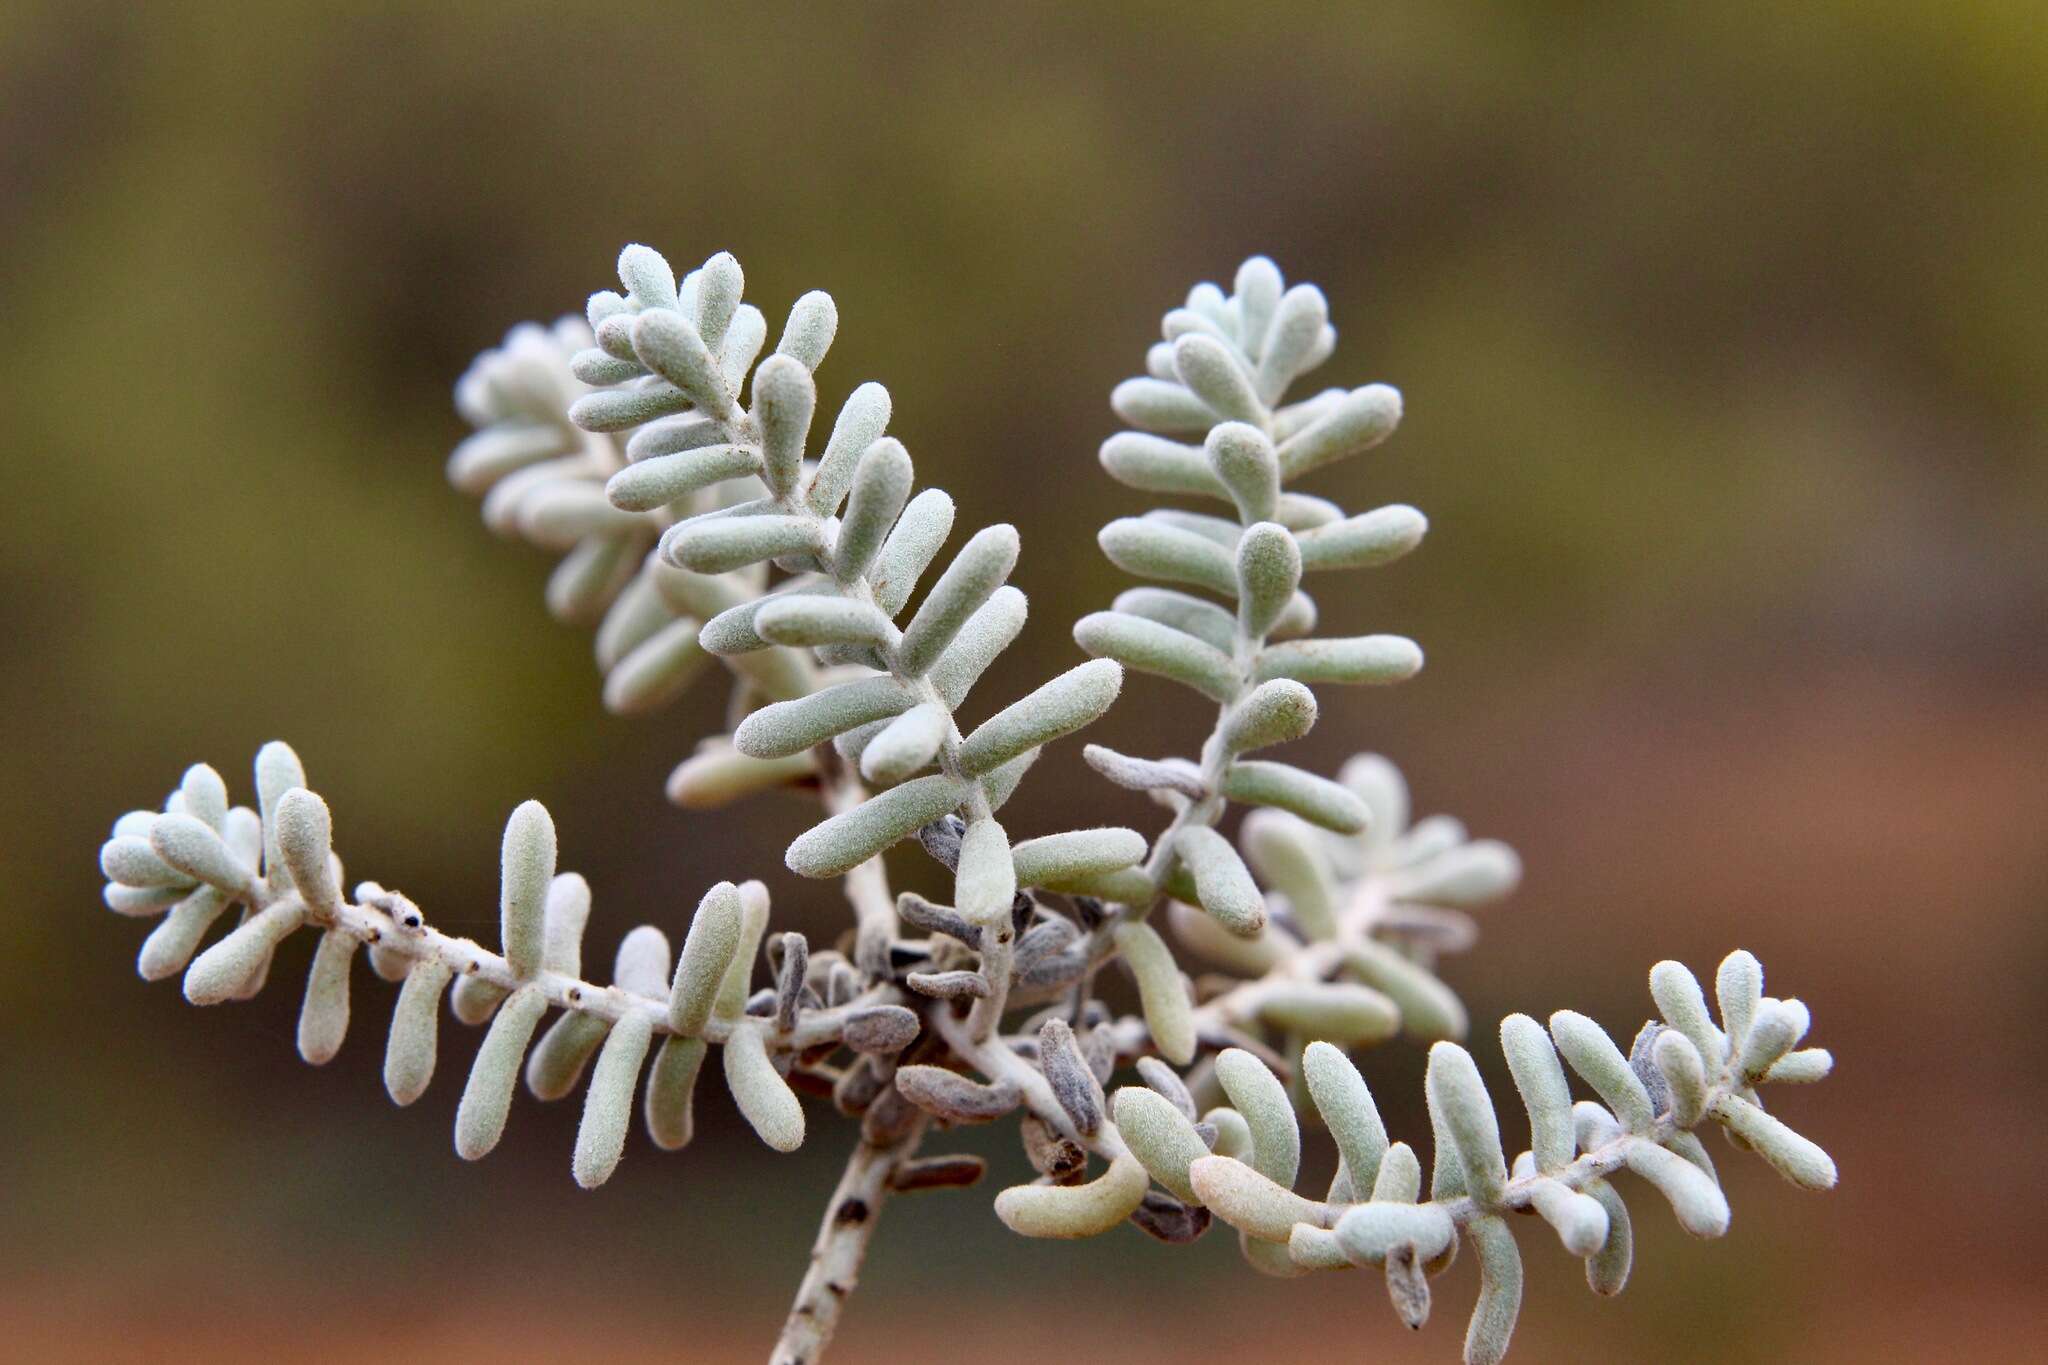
(5, 2, 2043, 1361)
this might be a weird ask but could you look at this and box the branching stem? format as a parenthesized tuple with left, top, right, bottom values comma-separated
(932, 1001, 1131, 1164)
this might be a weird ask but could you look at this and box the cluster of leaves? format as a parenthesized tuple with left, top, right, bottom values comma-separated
(98, 743, 923, 1185)
(1114, 951, 1835, 1363)
(98, 245, 1836, 1364)
(449, 299, 815, 762)
(1061, 256, 1523, 1087)
(1077, 258, 1432, 911)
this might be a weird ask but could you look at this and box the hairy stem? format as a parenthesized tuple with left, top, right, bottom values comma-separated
(1428, 1073, 1745, 1238)
(1077, 487, 1281, 987)
(817, 753, 898, 976)
(241, 875, 894, 1051)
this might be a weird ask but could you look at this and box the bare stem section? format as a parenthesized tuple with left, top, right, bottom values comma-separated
(773, 1119, 930, 1365)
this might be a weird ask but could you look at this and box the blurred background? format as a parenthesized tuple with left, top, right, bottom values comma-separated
(4, 2, 2043, 1360)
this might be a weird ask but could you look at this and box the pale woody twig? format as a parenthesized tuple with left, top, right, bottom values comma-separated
(772, 1117, 930, 1365)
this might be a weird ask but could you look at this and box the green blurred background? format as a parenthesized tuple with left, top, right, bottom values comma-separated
(5, 1, 2043, 1360)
